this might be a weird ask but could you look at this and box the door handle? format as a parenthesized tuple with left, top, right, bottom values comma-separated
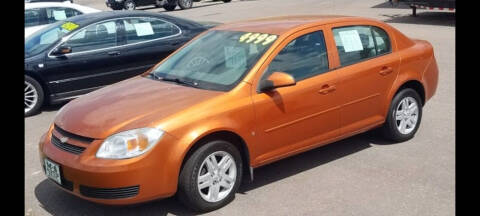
(318, 84, 336, 95)
(379, 66, 393, 76)
(108, 51, 121, 56)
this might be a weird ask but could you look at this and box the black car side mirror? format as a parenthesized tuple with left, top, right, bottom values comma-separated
(51, 46, 72, 56)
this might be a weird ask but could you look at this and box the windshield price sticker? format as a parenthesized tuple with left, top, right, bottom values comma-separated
(239, 32, 277, 46)
(61, 22, 79, 32)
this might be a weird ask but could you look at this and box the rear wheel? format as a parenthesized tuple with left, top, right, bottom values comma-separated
(25, 75, 44, 117)
(381, 88, 423, 142)
(178, 0, 193, 9)
(178, 140, 243, 212)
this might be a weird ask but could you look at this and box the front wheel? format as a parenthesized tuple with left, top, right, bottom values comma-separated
(124, 0, 136, 10)
(178, 140, 243, 212)
(163, 0, 177, 11)
(381, 88, 423, 142)
(178, 0, 193, 9)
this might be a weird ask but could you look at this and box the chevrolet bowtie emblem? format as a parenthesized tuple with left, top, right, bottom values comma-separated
(60, 137, 69, 143)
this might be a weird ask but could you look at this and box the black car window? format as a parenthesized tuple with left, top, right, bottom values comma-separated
(371, 26, 391, 55)
(45, 7, 82, 24)
(123, 17, 180, 44)
(63, 21, 117, 53)
(333, 26, 377, 66)
(262, 31, 329, 81)
(25, 8, 43, 27)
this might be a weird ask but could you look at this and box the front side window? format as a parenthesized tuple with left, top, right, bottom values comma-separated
(25, 21, 80, 57)
(25, 8, 43, 27)
(45, 7, 82, 24)
(262, 31, 329, 81)
(123, 17, 180, 44)
(63, 20, 117, 53)
(152, 30, 278, 91)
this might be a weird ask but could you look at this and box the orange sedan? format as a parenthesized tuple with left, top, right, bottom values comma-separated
(38, 15, 438, 212)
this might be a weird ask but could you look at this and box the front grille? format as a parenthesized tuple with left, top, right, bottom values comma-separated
(79, 185, 140, 199)
(57, 178, 74, 191)
(54, 125, 94, 143)
(51, 135, 85, 154)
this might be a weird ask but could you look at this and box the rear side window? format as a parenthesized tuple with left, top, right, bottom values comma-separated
(333, 25, 392, 66)
(45, 7, 82, 24)
(371, 26, 391, 55)
(63, 20, 117, 53)
(122, 17, 181, 44)
(25, 8, 43, 27)
(263, 31, 329, 81)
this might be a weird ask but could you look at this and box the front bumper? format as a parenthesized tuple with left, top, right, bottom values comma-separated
(38, 127, 180, 205)
(105, 0, 124, 8)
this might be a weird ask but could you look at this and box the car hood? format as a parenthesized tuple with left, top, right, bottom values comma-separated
(54, 76, 223, 139)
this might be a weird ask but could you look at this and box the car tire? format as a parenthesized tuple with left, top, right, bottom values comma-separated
(124, 0, 136, 10)
(381, 88, 423, 142)
(178, 140, 243, 212)
(223, 0, 231, 2)
(25, 75, 44, 117)
(163, 0, 177, 11)
(178, 0, 193, 9)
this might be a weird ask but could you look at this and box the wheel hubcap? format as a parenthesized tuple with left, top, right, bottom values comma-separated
(181, 0, 192, 7)
(395, 96, 419, 135)
(126, 2, 135, 9)
(197, 151, 236, 202)
(25, 81, 38, 113)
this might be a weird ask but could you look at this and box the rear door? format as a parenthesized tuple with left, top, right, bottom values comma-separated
(328, 24, 400, 135)
(117, 17, 185, 76)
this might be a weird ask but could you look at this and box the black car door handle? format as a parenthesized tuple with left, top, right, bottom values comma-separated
(108, 51, 121, 56)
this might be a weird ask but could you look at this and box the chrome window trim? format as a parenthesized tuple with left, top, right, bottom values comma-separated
(47, 16, 182, 58)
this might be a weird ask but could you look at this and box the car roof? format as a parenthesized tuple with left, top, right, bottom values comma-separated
(213, 15, 379, 35)
(25, 2, 74, 9)
(62, 10, 185, 26)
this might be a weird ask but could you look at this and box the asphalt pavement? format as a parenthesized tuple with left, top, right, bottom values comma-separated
(25, 0, 455, 215)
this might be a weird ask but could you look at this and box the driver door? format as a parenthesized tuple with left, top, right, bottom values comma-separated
(43, 19, 125, 98)
(251, 28, 341, 165)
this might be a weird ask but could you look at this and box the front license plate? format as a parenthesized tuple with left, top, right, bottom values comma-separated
(44, 159, 62, 185)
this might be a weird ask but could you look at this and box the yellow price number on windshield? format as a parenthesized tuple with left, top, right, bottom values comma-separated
(61, 22, 79, 31)
(239, 32, 278, 46)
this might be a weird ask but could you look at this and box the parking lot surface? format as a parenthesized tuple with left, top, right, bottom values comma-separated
(25, 0, 455, 215)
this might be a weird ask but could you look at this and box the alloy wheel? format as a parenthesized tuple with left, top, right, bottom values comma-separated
(395, 96, 419, 135)
(25, 81, 38, 114)
(197, 151, 237, 203)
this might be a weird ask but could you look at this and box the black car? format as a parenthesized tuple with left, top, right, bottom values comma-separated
(25, 11, 209, 116)
(106, 0, 231, 11)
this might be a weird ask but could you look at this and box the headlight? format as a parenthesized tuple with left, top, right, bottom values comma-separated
(96, 128, 164, 159)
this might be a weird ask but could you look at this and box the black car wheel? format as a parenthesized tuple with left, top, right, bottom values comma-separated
(163, 0, 177, 11)
(178, 0, 193, 9)
(381, 88, 423, 142)
(25, 75, 44, 117)
(124, 0, 136, 10)
(178, 140, 243, 212)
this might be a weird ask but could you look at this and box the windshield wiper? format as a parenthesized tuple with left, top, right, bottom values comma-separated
(160, 76, 199, 88)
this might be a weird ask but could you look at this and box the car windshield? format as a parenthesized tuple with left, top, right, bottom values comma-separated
(25, 21, 80, 58)
(151, 30, 278, 91)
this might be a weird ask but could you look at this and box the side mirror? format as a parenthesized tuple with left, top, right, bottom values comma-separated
(51, 46, 72, 56)
(259, 71, 296, 92)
